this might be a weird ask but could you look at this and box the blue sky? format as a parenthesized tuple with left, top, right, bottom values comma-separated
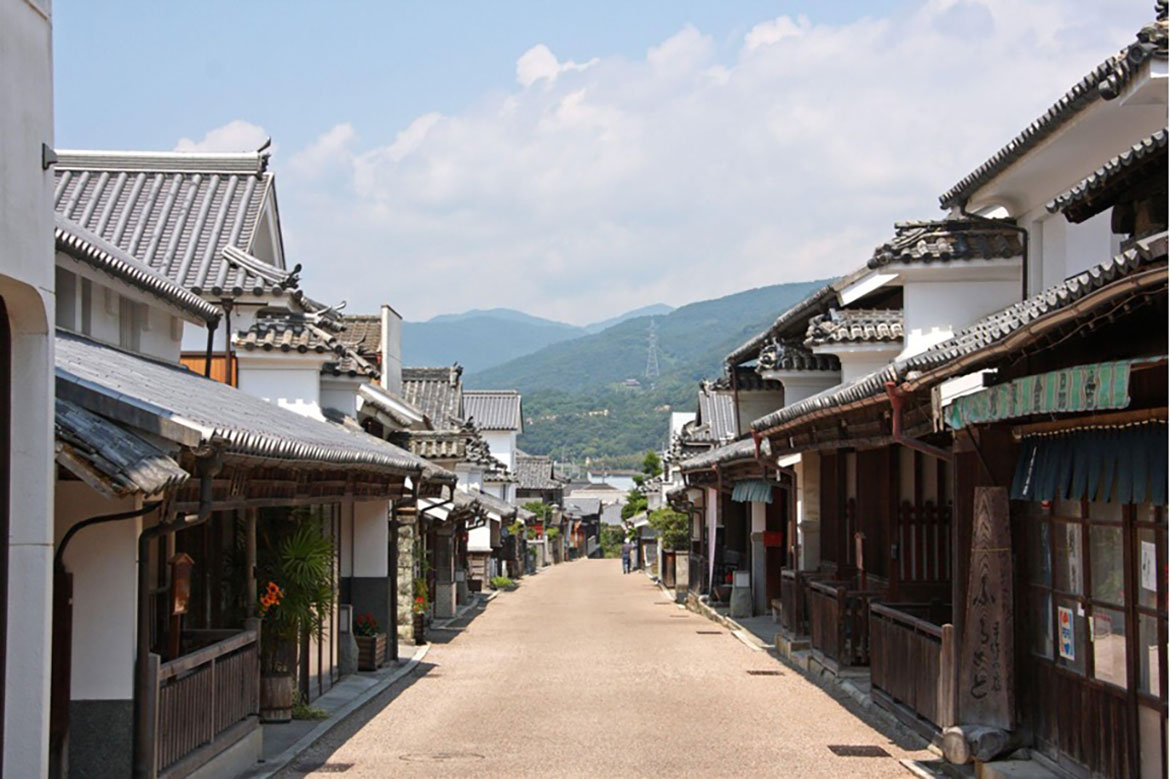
(54, 1, 1153, 324)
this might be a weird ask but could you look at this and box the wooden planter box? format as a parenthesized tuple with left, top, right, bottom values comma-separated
(355, 633, 386, 671)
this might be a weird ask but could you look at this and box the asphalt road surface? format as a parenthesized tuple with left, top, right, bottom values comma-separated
(283, 558, 934, 778)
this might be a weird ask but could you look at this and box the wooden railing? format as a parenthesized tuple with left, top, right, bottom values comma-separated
(153, 628, 259, 776)
(869, 603, 954, 731)
(807, 580, 882, 669)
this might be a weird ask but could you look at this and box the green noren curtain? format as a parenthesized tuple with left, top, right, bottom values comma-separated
(731, 479, 774, 504)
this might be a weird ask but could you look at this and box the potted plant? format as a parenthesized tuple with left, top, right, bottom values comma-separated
(257, 516, 336, 722)
(412, 577, 428, 645)
(353, 612, 387, 671)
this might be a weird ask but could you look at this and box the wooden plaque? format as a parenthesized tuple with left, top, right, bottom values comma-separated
(958, 486, 1014, 729)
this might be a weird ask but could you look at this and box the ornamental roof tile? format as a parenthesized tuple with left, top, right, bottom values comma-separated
(234, 311, 342, 355)
(757, 341, 840, 373)
(869, 219, 1022, 269)
(805, 309, 903, 346)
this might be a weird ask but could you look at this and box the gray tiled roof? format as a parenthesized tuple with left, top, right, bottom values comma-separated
(1047, 127, 1168, 221)
(725, 283, 840, 367)
(711, 367, 784, 392)
(357, 383, 427, 429)
(752, 233, 1168, 434)
(939, 9, 1168, 208)
(55, 398, 189, 498)
(235, 311, 342, 355)
(757, 340, 840, 373)
(337, 315, 381, 355)
(402, 366, 463, 429)
(696, 383, 738, 442)
(869, 219, 1022, 269)
(679, 437, 757, 472)
(516, 455, 561, 490)
(52, 149, 294, 296)
(55, 215, 222, 325)
(564, 497, 601, 516)
(462, 390, 523, 432)
(55, 330, 454, 483)
(805, 309, 903, 346)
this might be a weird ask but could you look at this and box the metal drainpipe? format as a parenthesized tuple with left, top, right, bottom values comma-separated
(221, 299, 233, 386)
(202, 321, 218, 378)
(133, 457, 219, 779)
(50, 501, 163, 779)
(959, 203, 1030, 302)
(884, 382, 954, 463)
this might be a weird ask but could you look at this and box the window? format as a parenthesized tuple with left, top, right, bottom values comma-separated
(55, 268, 77, 329)
(1026, 500, 1168, 695)
(119, 296, 141, 351)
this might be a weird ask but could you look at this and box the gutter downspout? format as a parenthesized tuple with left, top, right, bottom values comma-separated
(50, 501, 163, 779)
(133, 455, 220, 779)
(958, 204, 1029, 302)
(221, 299, 234, 387)
(884, 382, 954, 463)
(203, 321, 218, 378)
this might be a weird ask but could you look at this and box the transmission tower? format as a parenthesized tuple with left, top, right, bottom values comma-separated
(645, 319, 660, 381)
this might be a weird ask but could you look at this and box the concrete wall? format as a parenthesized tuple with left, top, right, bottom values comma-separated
(55, 483, 141, 778)
(1, 1, 55, 773)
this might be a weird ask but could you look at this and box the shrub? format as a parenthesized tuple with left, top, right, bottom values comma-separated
(490, 576, 516, 590)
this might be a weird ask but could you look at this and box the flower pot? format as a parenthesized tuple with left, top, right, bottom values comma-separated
(355, 633, 386, 671)
(412, 612, 426, 645)
(260, 673, 295, 723)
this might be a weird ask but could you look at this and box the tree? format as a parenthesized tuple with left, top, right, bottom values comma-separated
(522, 501, 554, 523)
(600, 525, 627, 558)
(648, 507, 690, 551)
(641, 450, 663, 478)
(621, 486, 647, 520)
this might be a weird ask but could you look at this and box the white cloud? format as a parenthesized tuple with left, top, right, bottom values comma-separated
(238, 1, 1151, 325)
(175, 120, 269, 152)
(516, 44, 598, 87)
(744, 15, 810, 52)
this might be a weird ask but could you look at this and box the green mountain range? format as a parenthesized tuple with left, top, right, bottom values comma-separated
(461, 279, 830, 464)
(401, 304, 674, 372)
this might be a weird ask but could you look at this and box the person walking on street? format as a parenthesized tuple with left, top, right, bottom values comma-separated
(621, 540, 633, 574)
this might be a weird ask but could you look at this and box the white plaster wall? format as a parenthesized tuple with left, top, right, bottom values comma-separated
(750, 501, 766, 534)
(900, 278, 1019, 358)
(1034, 209, 1120, 295)
(55, 483, 140, 701)
(2, 0, 55, 772)
(236, 359, 325, 419)
(456, 466, 485, 492)
(770, 373, 840, 407)
(797, 453, 822, 571)
(468, 525, 492, 553)
(140, 303, 182, 362)
(351, 500, 388, 577)
(837, 350, 899, 384)
(321, 377, 360, 418)
(736, 390, 784, 436)
(481, 431, 516, 472)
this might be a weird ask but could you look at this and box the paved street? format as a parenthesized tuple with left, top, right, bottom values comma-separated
(284, 560, 934, 777)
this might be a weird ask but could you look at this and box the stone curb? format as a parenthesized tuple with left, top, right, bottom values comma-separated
(248, 643, 430, 779)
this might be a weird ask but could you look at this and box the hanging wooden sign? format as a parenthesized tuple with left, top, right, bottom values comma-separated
(169, 552, 195, 616)
(958, 487, 1014, 730)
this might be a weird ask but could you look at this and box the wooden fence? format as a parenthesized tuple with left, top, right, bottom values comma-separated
(807, 580, 881, 669)
(153, 628, 259, 776)
(869, 603, 954, 731)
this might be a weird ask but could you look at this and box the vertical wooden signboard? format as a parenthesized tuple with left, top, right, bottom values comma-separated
(958, 486, 1014, 729)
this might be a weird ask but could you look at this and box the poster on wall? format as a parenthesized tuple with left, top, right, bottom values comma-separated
(1058, 605, 1075, 660)
(1141, 541, 1157, 592)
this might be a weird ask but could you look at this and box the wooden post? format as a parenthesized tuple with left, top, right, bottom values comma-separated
(939, 623, 956, 729)
(854, 532, 866, 589)
(245, 509, 257, 614)
(145, 653, 160, 779)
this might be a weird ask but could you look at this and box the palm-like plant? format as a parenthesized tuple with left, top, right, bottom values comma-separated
(258, 514, 335, 675)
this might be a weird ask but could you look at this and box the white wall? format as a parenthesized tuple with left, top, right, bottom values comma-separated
(321, 376, 360, 418)
(1032, 208, 1120, 296)
(55, 266, 183, 362)
(2, 0, 55, 772)
(481, 430, 516, 472)
(834, 348, 900, 384)
(55, 483, 140, 701)
(764, 372, 840, 407)
(351, 500, 388, 577)
(900, 277, 1020, 358)
(736, 390, 784, 437)
(236, 356, 326, 419)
